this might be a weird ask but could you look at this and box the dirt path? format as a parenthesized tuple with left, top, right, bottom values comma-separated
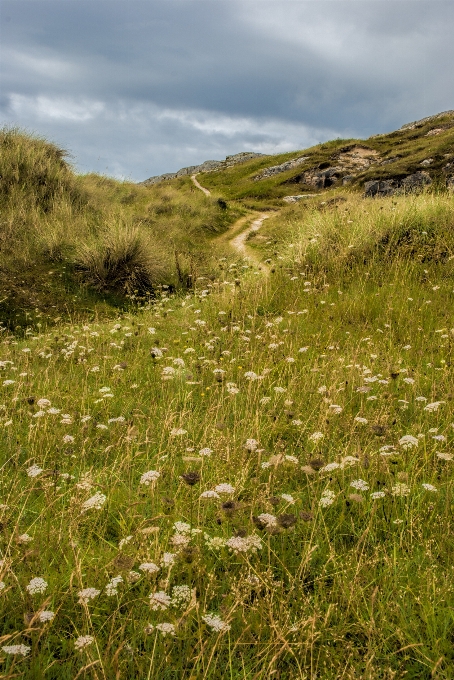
(191, 172, 273, 269)
(191, 173, 211, 196)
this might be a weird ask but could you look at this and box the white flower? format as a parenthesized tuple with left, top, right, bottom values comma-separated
(200, 490, 220, 499)
(421, 483, 437, 492)
(148, 327, 156, 334)
(205, 535, 226, 550)
(160, 552, 176, 567)
(244, 438, 258, 452)
(27, 464, 43, 478)
(329, 404, 342, 414)
(259, 397, 271, 404)
(170, 427, 187, 436)
(370, 491, 386, 499)
(18, 533, 33, 543)
(281, 494, 295, 504)
(309, 431, 324, 442)
(173, 521, 191, 534)
(321, 462, 340, 472)
(244, 371, 259, 380)
(432, 435, 446, 442)
(74, 635, 94, 650)
(202, 613, 231, 632)
(319, 489, 336, 507)
(398, 435, 419, 450)
(33, 410, 46, 418)
(105, 575, 123, 596)
(391, 483, 411, 497)
(2, 380, 15, 386)
(0, 581, 5, 591)
(257, 513, 277, 527)
(170, 584, 192, 609)
(62, 434, 74, 444)
(2, 644, 31, 656)
(298, 347, 309, 352)
(436, 452, 453, 461)
(81, 492, 106, 513)
(199, 447, 213, 457)
(78, 588, 100, 603)
(274, 386, 286, 393)
(350, 479, 369, 491)
(150, 591, 171, 610)
(37, 398, 51, 408)
(26, 577, 48, 595)
(155, 622, 175, 636)
(39, 610, 55, 622)
(424, 401, 445, 412)
(354, 417, 368, 425)
(140, 470, 160, 486)
(214, 483, 235, 494)
(139, 562, 159, 574)
(119, 535, 133, 550)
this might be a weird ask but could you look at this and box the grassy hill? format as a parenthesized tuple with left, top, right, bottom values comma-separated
(0, 116, 454, 679)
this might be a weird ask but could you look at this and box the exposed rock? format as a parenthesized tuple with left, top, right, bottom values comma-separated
(254, 156, 309, 181)
(364, 180, 397, 197)
(342, 175, 354, 185)
(381, 156, 400, 165)
(283, 194, 317, 203)
(425, 128, 446, 137)
(398, 110, 454, 131)
(364, 171, 432, 197)
(447, 176, 454, 192)
(140, 152, 265, 185)
(420, 158, 434, 166)
(335, 146, 380, 171)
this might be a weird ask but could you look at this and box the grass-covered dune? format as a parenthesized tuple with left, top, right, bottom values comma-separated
(1, 189, 453, 678)
(0, 127, 241, 332)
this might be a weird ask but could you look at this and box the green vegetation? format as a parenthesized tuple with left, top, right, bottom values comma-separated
(0, 127, 242, 332)
(1, 119, 454, 678)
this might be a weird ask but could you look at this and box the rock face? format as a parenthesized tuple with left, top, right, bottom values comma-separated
(254, 156, 309, 181)
(282, 194, 317, 203)
(364, 171, 432, 197)
(140, 152, 265, 185)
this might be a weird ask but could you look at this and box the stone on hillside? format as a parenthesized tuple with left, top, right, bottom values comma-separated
(283, 194, 316, 203)
(255, 156, 309, 181)
(420, 158, 433, 166)
(342, 176, 353, 185)
(400, 171, 432, 192)
(364, 180, 396, 197)
(447, 176, 454, 191)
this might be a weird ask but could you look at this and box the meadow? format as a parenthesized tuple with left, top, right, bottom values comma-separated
(1, 177, 454, 679)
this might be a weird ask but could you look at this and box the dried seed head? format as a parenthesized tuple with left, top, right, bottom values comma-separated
(277, 513, 297, 529)
(181, 471, 201, 486)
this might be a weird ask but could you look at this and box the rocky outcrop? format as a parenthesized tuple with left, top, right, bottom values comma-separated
(254, 156, 309, 181)
(140, 152, 265, 186)
(364, 171, 432, 197)
(282, 194, 317, 203)
(397, 111, 454, 132)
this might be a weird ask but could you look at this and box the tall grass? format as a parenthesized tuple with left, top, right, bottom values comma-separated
(0, 191, 453, 678)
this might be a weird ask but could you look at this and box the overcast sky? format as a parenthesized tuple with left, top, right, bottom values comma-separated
(1, 1, 453, 182)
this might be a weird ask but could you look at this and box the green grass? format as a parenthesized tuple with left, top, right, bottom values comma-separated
(1, 190, 453, 678)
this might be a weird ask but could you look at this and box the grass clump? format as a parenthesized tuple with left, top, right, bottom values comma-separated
(0, 187, 453, 678)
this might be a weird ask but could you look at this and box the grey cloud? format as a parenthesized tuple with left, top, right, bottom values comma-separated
(1, 1, 453, 178)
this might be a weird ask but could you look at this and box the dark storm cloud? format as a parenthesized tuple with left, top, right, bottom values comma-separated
(1, 1, 453, 180)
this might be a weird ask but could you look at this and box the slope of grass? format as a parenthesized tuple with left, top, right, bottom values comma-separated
(1, 192, 453, 678)
(0, 128, 242, 332)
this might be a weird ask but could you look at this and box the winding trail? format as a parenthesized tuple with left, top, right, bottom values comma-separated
(191, 172, 274, 269)
(191, 173, 211, 196)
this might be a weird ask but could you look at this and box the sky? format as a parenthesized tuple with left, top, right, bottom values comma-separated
(1, 0, 453, 182)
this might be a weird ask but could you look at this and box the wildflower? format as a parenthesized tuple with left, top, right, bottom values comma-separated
(205, 535, 226, 550)
(36, 398, 51, 408)
(299, 347, 309, 352)
(398, 435, 419, 450)
(350, 479, 369, 492)
(118, 535, 133, 550)
(63, 434, 74, 444)
(321, 462, 340, 472)
(393, 519, 404, 525)
(74, 635, 94, 650)
(81, 492, 106, 513)
(170, 427, 187, 436)
(281, 494, 295, 504)
(424, 401, 445, 412)
(27, 464, 43, 478)
(150, 591, 171, 610)
(214, 483, 235, 494)
(106, 575, 123, 596)
(199, 447, 213, 457)
(319, 489, 336, 507)
(226, 535, 262, 553)
(161, 552, 176, 567)
(139, 562, 159, 574)
(370, 491, 386, 499)
(422, 483, 437, 492)
(78, 588, 100, 603)
(33, 410, 46, 418)
(256, 513, 278, 528)
(259, 397, 271, 404)
(140, 470, 160, 486)
(436, 452, 453, 461)
(127, 570, 141, 583)
(202, 613, 231, 632)
(173, 522, 192, 534)
(226, 384, 240, 394)
(244, 438, 258, 452)
(155, 622, 176, 636)
(2, 644, 31, 656)
(39, 610, 55, 622)
(391, 483, 411, 497)
(26, 577, 47, 595)
(432, 435, 446, 441)
(200, 490, 220, 499)
(309, 431, 324, 442)
(285, 455, 298, 464)
(173, 358, 185, 367)
(244, 371, 259, 380)
(18, 533, 33, 544)
(329, 404, 342, 414)
(354, 417, 368, 424)
(0, 581, 5, 590)
(171, 584, 192, 609)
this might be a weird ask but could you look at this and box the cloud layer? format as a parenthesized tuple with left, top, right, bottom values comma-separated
(1, 1, 453, 181)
